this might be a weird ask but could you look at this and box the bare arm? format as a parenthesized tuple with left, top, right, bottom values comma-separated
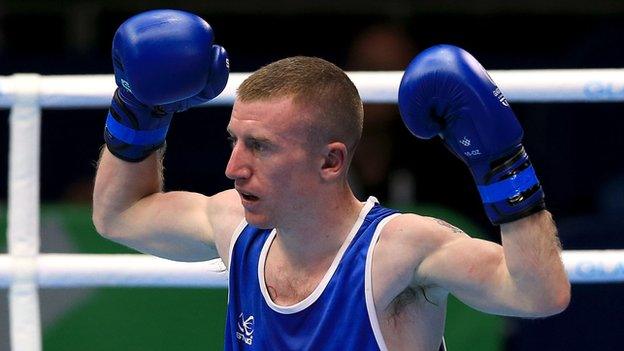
(410, 210, 570, 317)
(92, 146, 243, 262)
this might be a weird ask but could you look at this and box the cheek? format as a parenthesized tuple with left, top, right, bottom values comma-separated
(270, 158, 318, 194)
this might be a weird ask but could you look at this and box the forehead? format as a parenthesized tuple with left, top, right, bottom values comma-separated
(228, 96, 312, 139)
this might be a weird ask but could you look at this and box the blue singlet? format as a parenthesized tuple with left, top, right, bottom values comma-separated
(224, 197, 446, 351)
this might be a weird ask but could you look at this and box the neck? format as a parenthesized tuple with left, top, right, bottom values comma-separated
(273, 185, 365, 266)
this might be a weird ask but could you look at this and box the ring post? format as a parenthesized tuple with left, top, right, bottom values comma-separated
(8, 74, 42, 351)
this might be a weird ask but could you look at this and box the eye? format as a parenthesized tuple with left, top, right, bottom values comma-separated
(249, 140, 266, 152)
(227, 136, 237, 149)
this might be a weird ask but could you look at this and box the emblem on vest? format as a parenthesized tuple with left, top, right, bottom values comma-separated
(236, 312, 254, 345)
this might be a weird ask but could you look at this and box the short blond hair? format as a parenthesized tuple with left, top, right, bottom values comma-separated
(237, 56, 364, 154)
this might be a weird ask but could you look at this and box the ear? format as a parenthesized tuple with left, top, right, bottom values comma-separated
(320, 142, 348, 181)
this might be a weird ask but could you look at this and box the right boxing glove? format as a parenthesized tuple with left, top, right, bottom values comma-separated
(398, 45, 545, 225)
(104, 9, 229, 162)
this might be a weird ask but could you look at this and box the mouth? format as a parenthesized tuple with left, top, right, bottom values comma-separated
(238, 190, 259, 202)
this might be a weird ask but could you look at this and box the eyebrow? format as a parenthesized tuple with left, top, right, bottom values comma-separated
(226, 128, 273, 144)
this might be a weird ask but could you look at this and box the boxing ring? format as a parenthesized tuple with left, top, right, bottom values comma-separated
(1, 70, 624, 350)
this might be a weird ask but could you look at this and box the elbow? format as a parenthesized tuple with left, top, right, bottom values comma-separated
(548, 280, 572, 315)
(530, 279, 571, 317)
(92, 195, 132, 241)
(92, 209, 122, 241)
(92, 196, 110, 238)
(92, 211, 111, 239)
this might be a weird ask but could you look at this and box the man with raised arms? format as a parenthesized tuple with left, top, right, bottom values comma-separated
(93, 9, 570, 350)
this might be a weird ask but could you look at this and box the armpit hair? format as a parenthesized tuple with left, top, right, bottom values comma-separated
(388, 285, 438, 320)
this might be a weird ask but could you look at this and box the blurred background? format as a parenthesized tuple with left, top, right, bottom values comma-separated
(1, 0, 623, 350)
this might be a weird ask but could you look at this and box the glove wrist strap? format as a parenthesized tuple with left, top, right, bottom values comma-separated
(105, 112, 170, 146)
(475, 147, 546, 225)
(104, 88, 173, 162)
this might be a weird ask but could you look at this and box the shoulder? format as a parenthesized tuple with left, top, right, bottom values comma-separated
(380, 212, 469, 248)
(375, 213, 470, 272)
(207, 188, 244, 217)
(206, 189, 245, 261)
(370, 213, 469, 307)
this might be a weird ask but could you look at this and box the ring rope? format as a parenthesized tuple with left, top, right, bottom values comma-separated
(0, 251, 623, 288)
(2, 69, 624, 109)
(3, 69, 624, 351)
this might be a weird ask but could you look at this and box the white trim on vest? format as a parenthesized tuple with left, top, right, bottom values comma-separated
(364, 213, 400, 351)
(258, 196, 378, 314)
(227, 218, 249, 270)
(227, 218, 249, 303)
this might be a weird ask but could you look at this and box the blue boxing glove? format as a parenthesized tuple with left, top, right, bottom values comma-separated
(398, 44, 545, 224)
(104, 9, 229, 162)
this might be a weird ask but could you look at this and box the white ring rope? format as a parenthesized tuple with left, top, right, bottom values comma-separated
(2, 69, 624, 351)
(0, 251, 622, 288)
(2, 69, 624, 108)
(0, 255, 228, 288)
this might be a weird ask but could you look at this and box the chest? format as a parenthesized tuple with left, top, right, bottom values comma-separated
(263, 253, 332, 306)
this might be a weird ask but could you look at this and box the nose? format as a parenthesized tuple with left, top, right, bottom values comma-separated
(225, 143, 252, 180)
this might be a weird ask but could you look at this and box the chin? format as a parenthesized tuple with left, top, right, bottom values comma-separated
(244, 212, 274, 229)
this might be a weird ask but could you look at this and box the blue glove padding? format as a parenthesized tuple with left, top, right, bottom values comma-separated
(104, 9, 229, 162)
(398, 44, 545, 224)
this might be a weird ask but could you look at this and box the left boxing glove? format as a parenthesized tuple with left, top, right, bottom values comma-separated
(105, 9, 229, 162)
(398, 44, 545, 224)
